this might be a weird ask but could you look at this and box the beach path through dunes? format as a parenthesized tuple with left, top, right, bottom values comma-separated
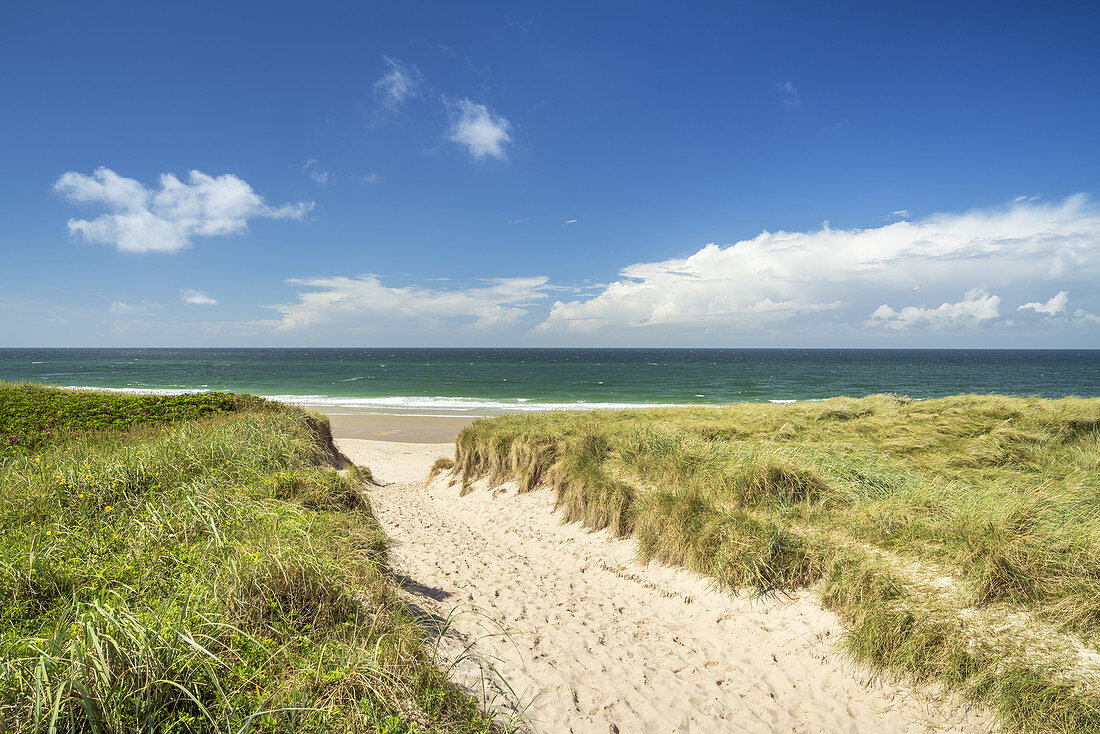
(336, 438, 995, 734)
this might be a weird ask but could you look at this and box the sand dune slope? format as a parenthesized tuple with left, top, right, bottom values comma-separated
(337, 438, 994, 734)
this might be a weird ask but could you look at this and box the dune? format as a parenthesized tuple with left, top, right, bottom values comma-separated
(337, 437, 995, 733)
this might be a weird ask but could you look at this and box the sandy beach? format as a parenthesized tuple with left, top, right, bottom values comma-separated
(336, 436, 995, 734)
(326, 412, 475, 443)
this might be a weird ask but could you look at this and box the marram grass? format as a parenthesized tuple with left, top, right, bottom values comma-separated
(0, 385, 503, 734)
(454, 393, 1100, 733)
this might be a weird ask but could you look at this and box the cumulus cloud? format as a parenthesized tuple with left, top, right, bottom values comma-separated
(870, 289, 1001, 329)
(273, 274, 552, 332)
(1018, 291, 1068, 316)
(55, 167, 312, 253)
(373, 56, 423, 109)
(447, 99, 512, 160)
(537, 195, 1100, 336)
(180, 289, 219, 306)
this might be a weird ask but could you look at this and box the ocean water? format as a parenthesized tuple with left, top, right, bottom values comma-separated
(1, 348, 1097, 417)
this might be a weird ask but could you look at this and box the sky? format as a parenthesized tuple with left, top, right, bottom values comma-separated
(2, 1, 1099, 348)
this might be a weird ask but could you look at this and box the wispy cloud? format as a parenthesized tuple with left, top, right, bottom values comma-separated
(273, 274, 551, 331)
(180, 289, 218, 306)
(537, 195, 1100, 336)
(774, 81, 801, 109)
(447, 98, 512, 160)
(55, 167, 312, 253)
(360, 172, 382, 184)
(563, 219, 578, 226)
(109, 300, 155, 316)
(373, 56, 424, 110)
(302, 159, 331, 185)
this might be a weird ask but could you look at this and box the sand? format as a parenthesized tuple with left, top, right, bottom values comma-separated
(337, 437, 996, 734)
(326, 413, 474, 442)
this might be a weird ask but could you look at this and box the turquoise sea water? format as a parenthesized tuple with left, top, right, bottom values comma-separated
(1, 348, 1097, 417)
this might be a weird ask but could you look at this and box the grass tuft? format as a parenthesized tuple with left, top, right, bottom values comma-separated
(453, 394, 1100, 732)
(0, 384, 503, 734)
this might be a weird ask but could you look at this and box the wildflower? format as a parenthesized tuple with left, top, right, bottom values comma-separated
(104, 505, 112, 512)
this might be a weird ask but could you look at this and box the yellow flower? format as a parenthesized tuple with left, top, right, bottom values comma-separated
(30, 521, 36, 526)
(34, 457, 41, 463)
(78, 493, 84, 499)
(104, 505, 112, 512)
(45, 530, 51, 536)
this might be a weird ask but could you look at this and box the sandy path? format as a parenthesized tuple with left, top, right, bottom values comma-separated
(338, 438, 994, 734)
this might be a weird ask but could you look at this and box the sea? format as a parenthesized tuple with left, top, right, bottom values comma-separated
(1, 348, 1098, 417)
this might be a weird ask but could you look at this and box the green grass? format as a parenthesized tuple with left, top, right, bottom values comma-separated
(0, 385, 503, 734)
(0, 380, 276, 455)
(454, 394, 1100, 732)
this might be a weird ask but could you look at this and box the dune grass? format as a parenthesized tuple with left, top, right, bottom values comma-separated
(454, 394, 1100, 732)
(0, 385, 502, 733)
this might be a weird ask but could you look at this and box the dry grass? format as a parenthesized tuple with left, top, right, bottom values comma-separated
(454, 394, 1100, 732)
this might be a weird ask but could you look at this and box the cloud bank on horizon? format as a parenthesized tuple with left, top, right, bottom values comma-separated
(258, 194, 1098, 342)
(534, 194, 1100, 337)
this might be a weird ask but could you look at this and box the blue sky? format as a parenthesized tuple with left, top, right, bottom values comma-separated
(2, 1, 1099, 347)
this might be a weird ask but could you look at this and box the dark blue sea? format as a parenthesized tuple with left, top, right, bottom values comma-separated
(1, 348, 1097, 416)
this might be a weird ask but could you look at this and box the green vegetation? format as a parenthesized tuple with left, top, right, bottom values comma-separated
(0, 384, 501, 733)
(455, 394, 1100, 732)
(0, 381, 274, 455)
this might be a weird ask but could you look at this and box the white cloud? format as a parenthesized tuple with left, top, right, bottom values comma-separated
(273, 274, 552, 332)
(563, 219, 578, 226)
(538, 195, 1100, 335)
(1018, 290, 1068, 316)
(55, 167, 312, 253)
(1073, 309, 1100, 325)
(360, 172, 382, 183)
(870, 288, 1001, 329)
(373, 56, 423, 109)
(303, 159, 330, 185)
(447, 98, 512, 160)
(775, 81, 801, 109)
(888, 209, 911, 219)
(109, 301, 154, 316)
(180, 289, 219, 306)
